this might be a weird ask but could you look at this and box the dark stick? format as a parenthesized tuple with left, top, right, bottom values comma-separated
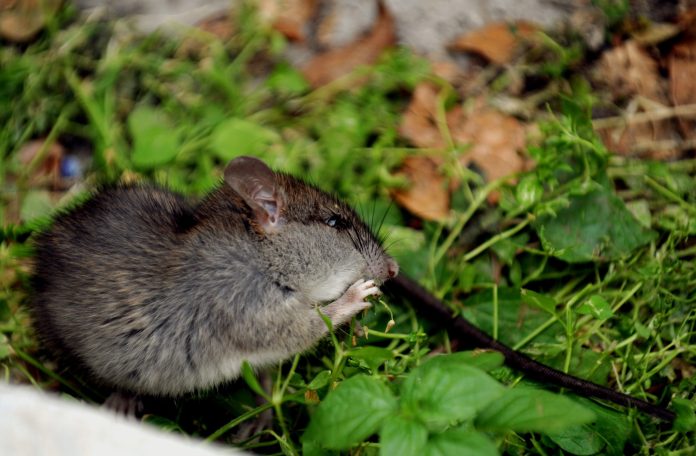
(387, 274, 676, 422)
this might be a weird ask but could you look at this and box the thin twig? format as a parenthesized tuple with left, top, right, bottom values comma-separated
(592, 102, 696, 129)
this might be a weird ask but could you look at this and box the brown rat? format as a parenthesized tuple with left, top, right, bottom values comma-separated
(30, 155, 674, 423)
(31, 156, 398, 396)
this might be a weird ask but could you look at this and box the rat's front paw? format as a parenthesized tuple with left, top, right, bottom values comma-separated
(343, 279, 381, 304)
(323, 279, 380, 326)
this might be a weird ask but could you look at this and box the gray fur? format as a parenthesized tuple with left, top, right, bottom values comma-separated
(31, 157, 398, 396)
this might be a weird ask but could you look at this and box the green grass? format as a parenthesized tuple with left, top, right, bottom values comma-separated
(1, 3, 695, 455)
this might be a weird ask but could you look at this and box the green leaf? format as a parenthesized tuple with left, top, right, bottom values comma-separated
(241, 361, 270, 400)
(576, 295, 613, 321)
(476, 387, 595, 433)
(384, 226, 428, 280)
(209, 118, 279, 161)
(634, 321, 651, 339)
(625, 200, 652, 228)
(20, 191, 54, 222)
(673, 398, 696, 433)
(266, 63, 310, 95)
(400, 355, 505, 427)
(0, 299, 11, 322)
(307, 370, 332, 390)
(303, 375, 397, 450)
(301, 439, 336, 456)
(545, 424, 605, 455)
(516, 174, 544, 208)
(534, 187, 657, 263)
(520, 289, 557, 314)
(0, 223, 33, 243)
(461, 288, 564, 347)
(424, 428, 498, 456)
(0, 334, 10, 359)
(142, 414, 186, 433)
(128, 106, 180, 169)
(490, 233, 529, 265)
(548, 398, 631, 456)
(349, 346, 394, 372)
(379, 415, 428, 456)
(545, 347, 611, 386)
(447, 351, 505, 372)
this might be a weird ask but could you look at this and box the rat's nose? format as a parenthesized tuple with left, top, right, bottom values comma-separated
(386, 257, 399, 279)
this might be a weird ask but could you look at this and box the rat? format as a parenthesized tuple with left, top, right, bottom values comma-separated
(30, 155, 674, 423)
(31, 156, 398, 397)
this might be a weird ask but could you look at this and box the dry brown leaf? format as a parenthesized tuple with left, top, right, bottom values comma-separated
(398, 83, 445, 149)
(177, 12, 235, 57)
(449, 21, 537, 65)
(450, 106, 526, 203)
(594, 40, 680, 159)
(451, 107, 526, 183)
(669, 37, 696, 140)
(631, 22, 680, 46)
(398, 86, 526, 205)
(0, 0, 61, 42)
(595, 111, 681, 160)
(399, 85, 526, 179)
(196, 12, 235, 40)
(301, 3, 395, 87)
(595, 40, 666, 103)
(671, 357, 695, 380)
(431, 60, 465, 85)
(392, 156, 449, 221)
(18, 139, 64, 186)
(257, 0, 316, 41)
(568, 6, 606, 51)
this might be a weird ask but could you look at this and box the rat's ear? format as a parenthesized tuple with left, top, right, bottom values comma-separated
(224, 156, 285, 231)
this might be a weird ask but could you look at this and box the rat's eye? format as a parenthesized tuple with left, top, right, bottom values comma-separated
(326, 214, 348, 229)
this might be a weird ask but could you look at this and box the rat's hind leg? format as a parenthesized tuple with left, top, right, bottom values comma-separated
(103, 391, 144, 417)
(234, 372, 274, 442)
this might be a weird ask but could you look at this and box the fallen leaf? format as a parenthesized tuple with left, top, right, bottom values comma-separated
(431, 60, 465, 85)
(197, 11, 235, 40)
(18, 138, 64, 187)
(0, 0, 61, 43)
(398, 83, 445, 149)
(316, 0, 378, 48)
(671, 358, 694, 380)
(399, 85, 526, 203)
(449, 21, 537, 65)
(631, 22, 680, 46)
(595, 108, 681, 160)
(258, 0, 316, 42)
(669, 37, 696, 140)
(301, 3, 395, 87)
(451, 106, 526, 185)
(568, 6, 607, 51)
(595, 40, 665, 103)
(177, 11, 235, 57)
(392, 156, 449, 221)
(594, 40, 679, 159)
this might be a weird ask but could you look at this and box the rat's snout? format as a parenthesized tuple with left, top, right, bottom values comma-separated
(366, 256, 399, 285)
(386, 257, 399, 279)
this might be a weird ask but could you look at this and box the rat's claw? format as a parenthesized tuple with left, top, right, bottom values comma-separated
(323, 278, 381, 326)
(348, 279, 381, 301)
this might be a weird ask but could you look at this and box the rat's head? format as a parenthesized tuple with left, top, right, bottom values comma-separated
(224, 156, 398, 302)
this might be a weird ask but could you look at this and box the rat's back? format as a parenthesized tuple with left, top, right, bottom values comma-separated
(31, 185, 193, 384)
(28, 156, 397, 396)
